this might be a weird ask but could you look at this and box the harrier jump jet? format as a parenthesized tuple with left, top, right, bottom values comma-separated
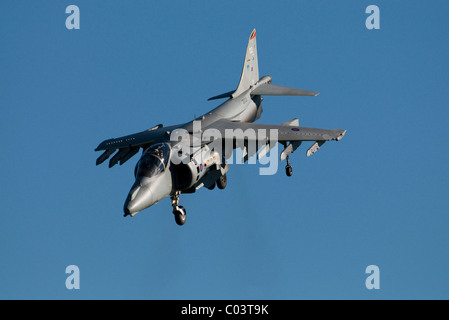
(95, 29, 346, 225)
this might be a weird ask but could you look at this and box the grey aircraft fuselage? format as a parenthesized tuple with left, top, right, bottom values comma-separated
(123, 90, 260, 216)
(122, 86, 263, 216)
(95, 29, 346, 225)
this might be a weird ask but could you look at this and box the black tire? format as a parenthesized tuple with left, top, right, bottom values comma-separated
(217, 174, 227, 190)
(206, 182, 216, 190)
(174, 206, 187, 226)
(286, 165, 293, 177)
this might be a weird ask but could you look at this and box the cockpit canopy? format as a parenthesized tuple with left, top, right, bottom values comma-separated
(135, 143, 171, 178)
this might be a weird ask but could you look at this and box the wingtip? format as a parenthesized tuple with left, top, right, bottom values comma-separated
(336, 130, 347, 141)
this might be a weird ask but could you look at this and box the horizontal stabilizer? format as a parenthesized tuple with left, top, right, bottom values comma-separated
(251, 84, 319, 96)
(207, 90, 234, 101)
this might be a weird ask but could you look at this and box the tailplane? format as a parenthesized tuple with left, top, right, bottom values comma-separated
(251, 83, 318, 96)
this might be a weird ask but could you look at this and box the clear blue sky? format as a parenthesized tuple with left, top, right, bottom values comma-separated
(1, 0, 448, 299)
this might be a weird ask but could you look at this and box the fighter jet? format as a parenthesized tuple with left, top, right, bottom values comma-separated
(95, 29, 346, 225)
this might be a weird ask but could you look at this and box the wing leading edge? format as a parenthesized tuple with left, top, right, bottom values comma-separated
(202, 119, 346, 160)
(203, 119, 346, 143)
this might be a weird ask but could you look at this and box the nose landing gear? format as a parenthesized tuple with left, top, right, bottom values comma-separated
(174, 206, 187, 226)
(171, 191, 186, 226)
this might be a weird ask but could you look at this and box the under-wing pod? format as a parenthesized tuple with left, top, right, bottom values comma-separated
(96, 148, 116, 166)
(306, 141, 326, 157)
(280, 141, 302, 161)
(109, 148, 130, 168)
(119, 147, 140, 165)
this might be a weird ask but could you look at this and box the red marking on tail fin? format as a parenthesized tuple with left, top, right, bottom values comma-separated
(250, 30, 256, 40)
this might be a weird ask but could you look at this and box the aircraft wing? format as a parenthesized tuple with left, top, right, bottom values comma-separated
(204, 119, 346, 142)
(95, 119, 346, 167)
(203, 119, 346, 160)
(94, 124, 175, 167)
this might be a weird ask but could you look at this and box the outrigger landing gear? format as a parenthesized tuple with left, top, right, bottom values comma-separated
(285, 156, 293, 177)
(171, 191, 186, 226)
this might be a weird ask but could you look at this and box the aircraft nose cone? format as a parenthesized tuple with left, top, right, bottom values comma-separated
(123, 185, 153, 217)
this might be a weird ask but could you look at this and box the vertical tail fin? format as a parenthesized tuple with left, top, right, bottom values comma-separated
(207, 29, 319, 101)
(232, 29, 259, 98)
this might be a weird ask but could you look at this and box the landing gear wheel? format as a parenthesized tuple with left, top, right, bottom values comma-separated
(217, 173, 227, 190)
(285, 156, 293, 177)
(285, 165, 293, 177)
(171, 191, 186, 226)
(173, 206, 187, 226)
(207, 182, 216, 190)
